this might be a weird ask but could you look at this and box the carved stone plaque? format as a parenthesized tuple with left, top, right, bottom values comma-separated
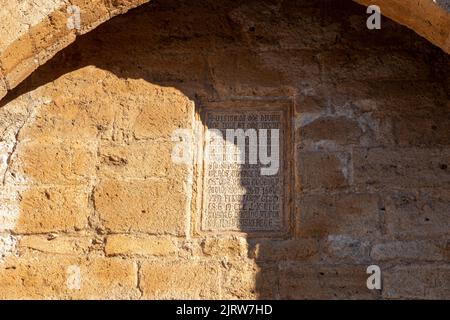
(201, 108, 286, 233)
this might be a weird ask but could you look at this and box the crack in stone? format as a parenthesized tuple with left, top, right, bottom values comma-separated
(2, 113, 32, 185)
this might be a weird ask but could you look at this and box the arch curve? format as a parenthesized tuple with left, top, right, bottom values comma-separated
(354, 0, 450, 54)
(0, 0, 150, 100)
(0, 0, 449, 102)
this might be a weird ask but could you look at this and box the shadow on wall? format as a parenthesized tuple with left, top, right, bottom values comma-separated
(1, 0, 450, 299)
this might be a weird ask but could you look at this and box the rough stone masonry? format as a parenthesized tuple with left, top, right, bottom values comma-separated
(0, 0, 449, 299)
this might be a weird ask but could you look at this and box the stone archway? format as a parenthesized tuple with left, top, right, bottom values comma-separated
(0, 0, 149, 99)
(0, 0, 449, 299)
(0, 0, 449, 102)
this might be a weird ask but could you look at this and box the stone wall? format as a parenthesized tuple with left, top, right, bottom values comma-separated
(0, 0, 449, 299)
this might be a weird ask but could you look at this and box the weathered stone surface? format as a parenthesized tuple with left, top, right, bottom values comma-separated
(383, 190, 450, 239)
(383, 265, 450, 299)
(0, 254, 139, 299)
(30, 7, 76, 66)
(319, 50, 433, 82)
(68, 0, 111, 32)
(16, 186, 90, 234)
(140, 260, 221, 299)
(0, 190, 20, 232)
(247, 239, 320, 262)
(132, 90, 194, 139)
(278, 263, 380, 299)
(201, 236, 248, 258)
(299, 116, 363, 146)
(19, 235, 92, 255)
(322, 235, 372, 263)
(221, 260, 278, 299)
(17, 74, 117, 140)
(207, 49, 289, 98)
(0, 234, 17, 261)
(105, 235, 177, 257)
(371, 240, 446, 261)
(12, 139, 96, 184)
(0, 33, 36, 87)
(0, 75, 6, 98)
(394, 115, 450, 146)
(94, 179, 187, 235)
(297, 151, 351, 193)
(354, 147, 450, 191)
(297, 194, 382, 238)
(98, 141, 186, 179)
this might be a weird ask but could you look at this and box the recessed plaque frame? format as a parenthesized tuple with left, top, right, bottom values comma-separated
(192, 99, 294, 238)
